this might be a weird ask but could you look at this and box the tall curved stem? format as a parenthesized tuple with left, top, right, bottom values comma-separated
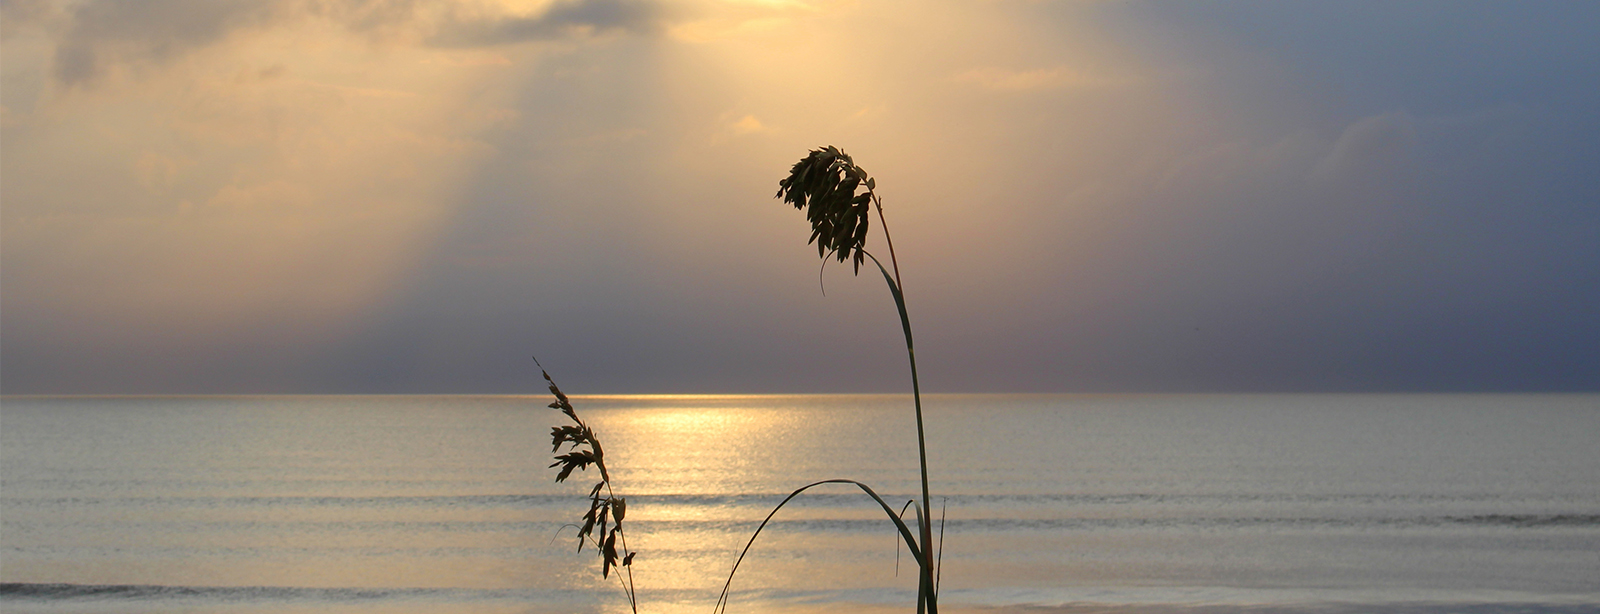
(866, 193, 936, 614)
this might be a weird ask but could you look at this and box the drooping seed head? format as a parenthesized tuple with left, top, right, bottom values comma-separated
(775, 146, 876, 273)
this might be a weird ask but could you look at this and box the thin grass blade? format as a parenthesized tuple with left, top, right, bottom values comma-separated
(714, 479, 924, 614)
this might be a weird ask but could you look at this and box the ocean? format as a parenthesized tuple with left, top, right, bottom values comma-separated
(2, 393, 1597, 613)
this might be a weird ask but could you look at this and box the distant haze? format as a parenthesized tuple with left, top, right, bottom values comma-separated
(3, 1, 1597, 394)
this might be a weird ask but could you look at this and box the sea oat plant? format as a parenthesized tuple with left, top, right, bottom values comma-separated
(540, 147, 939, 614)
(538, 360, 638, 614)
(715, 146, 942, 614)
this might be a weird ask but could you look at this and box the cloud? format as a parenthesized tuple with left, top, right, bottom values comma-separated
(46, 0, 671, 85)
(0, 0, 56, 34)
(133, 150, 191, 192)
(730, 114, 768, 134)
(953, 65, 1134, 92)
(663, 0, 841, 42)
(1311, 112, 1417, 184)
(52, 0, 290, 85)
(428, 0, 668, 47)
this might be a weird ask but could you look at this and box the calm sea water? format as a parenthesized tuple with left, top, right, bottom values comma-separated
(2, 394, 1597, 614)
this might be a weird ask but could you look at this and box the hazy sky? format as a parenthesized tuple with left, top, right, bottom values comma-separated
(3, 0, 1597, 394)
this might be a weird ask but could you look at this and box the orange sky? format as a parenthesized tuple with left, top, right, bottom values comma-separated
(3, 1, 1597, 393)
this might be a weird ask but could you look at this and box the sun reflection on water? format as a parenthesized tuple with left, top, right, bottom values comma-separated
(537, 395, 928, 607)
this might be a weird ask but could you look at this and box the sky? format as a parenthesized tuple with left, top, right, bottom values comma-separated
(2, 0, 1597, 394)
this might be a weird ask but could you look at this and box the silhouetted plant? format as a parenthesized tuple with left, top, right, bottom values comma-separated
(717, 146, 941, 614)
(538, 359, 637, 613)
(539, 147, 940, 614)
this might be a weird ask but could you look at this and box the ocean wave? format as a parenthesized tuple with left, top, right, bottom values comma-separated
(4, 491, 1593, 511)
(0, 583, 466, 601)
(3, 514, 1594, 550)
